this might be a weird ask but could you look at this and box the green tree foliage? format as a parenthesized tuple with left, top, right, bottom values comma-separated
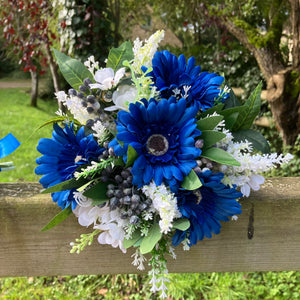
(152, 0, 300, 147)
(59, 0, 114, 65)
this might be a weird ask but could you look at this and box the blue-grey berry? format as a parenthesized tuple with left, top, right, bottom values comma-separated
(87, 95, 96, 103)
(86, 107, 94, 114)
(68, 88, 77, 96)
(83, 78, 92, 86)
(110, 197, 119, 210)
(130, 215, 140, 225)
(123, 196, 131, 205)
(131, 194, 140, 203)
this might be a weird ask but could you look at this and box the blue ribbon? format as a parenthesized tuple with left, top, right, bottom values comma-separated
(0, 133, 20, 160)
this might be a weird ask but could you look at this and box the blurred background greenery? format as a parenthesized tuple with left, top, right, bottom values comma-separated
(1, 0, 300, 299)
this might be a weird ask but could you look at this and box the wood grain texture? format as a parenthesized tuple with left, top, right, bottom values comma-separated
(1, 178, 300, 277)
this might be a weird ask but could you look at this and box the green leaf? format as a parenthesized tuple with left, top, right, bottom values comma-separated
(123, 230, 142, 249)
(41, 205, 72, 232)
(223, 112, 239, 130)
(200, 103, 224, 118)
(223, 81, 241, 109)
(83, 181, 108, 201)
(201, 130, 226, 149)
(41, 177, 89, 194)
(201, 147, 241, 166)
(106, 41, 134, 72)
(233, 81, 262, 131)
(232, 129, 270, 153)
(37, 117, 68, 130)
(197, 115, 224, 131)
(219, 106, 246, 130)
(173, 219, 190, 231)
(53, 49, 94, 90)
(181, 169, 202, 190)
(140, 222, 162, 254)
(126, 145, 138, 167)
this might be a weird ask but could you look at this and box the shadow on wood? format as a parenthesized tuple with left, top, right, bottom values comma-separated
(1, 178, 300, 277)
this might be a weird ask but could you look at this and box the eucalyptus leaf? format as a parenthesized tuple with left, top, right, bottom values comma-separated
(41, 177, 89, 194)
(201, 130, 226, 149)
(106, 41, 134, 72)
(126, 145, 138, 167)
(232, 129, 270, 153)
(123, 230, 142, 249)
(83, 181, 109, 201)
(233, 81, 262, 131)
(201, 147, 241, 166)
(140, 222, 162, 254)
(53, 49, 94, 90)
(41, 205, 72, 232)
(197, 115, 224, 131)
(173, 219, 190, 231)
(181, 169, 202, 190)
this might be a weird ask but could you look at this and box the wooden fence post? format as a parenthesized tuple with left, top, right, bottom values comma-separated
(1, 178, 300, 277)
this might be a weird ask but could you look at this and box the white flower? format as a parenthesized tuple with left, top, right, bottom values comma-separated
(55, 90, 67, 102)
(84, 55, 99, 74)
(74, 206, 103, 227)
(95, 222, 126, 253)
(105, 85, 138, 111)
(142, 181, 181, 234)
(89, 67, 125, 91)
(73, 191, 93, 207)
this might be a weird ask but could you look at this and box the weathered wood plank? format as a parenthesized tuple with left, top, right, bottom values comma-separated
(0, 178, 300, 277)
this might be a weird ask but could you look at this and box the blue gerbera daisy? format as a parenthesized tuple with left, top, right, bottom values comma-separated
(145, 50, 225, 111)
(172, 170, 242, 247)
(35, 123, 104, 209)
(110, 97, 201, 191)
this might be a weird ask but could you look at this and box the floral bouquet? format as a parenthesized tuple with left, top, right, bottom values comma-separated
(35, 31, 293, 298)
(0, 133, 20, 172)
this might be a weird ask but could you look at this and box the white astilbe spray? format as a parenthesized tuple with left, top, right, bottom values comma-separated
(132, 30, 165, 74)
(55, 91, 97, 124)
(142, 181, 181, 234)
(217, 130, 294, 196)
(91, 120, 108, 143)
(148, 252, 170, 299)
(131, 248, 147, 271)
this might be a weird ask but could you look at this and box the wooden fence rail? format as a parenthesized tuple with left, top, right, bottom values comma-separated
(1, 178, 300, 277)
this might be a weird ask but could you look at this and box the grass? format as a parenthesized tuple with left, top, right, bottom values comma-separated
(0, 88, 57, 182)
(1, 88, 300, 299)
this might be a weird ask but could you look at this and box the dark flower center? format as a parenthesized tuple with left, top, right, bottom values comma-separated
(146, 134, 169, 156)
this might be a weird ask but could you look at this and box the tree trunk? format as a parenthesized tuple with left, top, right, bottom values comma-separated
(30, 70, 38, 107)
(221, 17, 300, 146)
(45, 44, 65, 112)
(45, 45, 60, 93)
(267, 69, 300, 145)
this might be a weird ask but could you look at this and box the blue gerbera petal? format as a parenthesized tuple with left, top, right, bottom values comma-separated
(111, 97, 201, 190)
(36, 123, 104, 209)
(172, 170, 243, 247)
(146, 50, 227, 111)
